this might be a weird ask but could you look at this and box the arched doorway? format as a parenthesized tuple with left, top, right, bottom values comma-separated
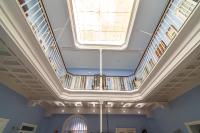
(62, 115, 87, 133)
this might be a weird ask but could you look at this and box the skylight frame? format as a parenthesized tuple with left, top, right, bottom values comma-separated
(67, 0, 140, 50)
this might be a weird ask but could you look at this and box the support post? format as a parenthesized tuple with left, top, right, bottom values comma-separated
(100, 100, 103, 133)
(99, 49, 103, 90)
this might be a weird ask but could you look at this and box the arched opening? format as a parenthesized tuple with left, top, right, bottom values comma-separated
(62, 115, 87, 133)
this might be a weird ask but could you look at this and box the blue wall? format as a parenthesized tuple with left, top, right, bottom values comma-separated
(146, 85, 200, 133)
(0, 84, 45, 133)
(1, 82, 200, 133)
(35, 85, 200, 133)
(42, 114, 148, 133)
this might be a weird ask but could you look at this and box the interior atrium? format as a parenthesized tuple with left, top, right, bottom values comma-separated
(0, 0, 200, 133)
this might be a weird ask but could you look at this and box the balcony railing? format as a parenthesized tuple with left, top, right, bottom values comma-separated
(17, 0, 135, 91)
(134, 0, 199, 87)
(65, 73, 135, 91)
(17, 0, 67, 85)
(17, 0, 199, 91)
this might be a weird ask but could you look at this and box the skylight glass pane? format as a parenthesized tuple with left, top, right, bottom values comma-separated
(71, 0, 135, 45)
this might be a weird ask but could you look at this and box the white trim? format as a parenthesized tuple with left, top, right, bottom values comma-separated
(47, 106, 149, 116)
(18, 123, 37, 133)
(185, 121, 200, 133)
(0, 118, 9, 133)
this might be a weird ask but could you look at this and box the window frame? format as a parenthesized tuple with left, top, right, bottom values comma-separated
(67, 0, 140, 50)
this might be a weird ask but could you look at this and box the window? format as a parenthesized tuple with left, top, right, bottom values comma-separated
(67, 0, 140, 49)
(62, 115, 87, 133)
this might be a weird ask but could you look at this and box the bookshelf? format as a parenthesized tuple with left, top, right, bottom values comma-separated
(65, 73, 135, 91)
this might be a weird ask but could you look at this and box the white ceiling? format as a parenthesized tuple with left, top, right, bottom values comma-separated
(62, 49, 99, 69)
(43, 0, 168, 73)
(102, 50, 143, 70)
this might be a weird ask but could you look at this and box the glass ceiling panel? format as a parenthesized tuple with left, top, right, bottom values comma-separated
(71, 0, 135, 45)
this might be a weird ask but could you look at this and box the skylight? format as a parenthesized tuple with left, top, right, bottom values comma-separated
(68, 0, 139, 49)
